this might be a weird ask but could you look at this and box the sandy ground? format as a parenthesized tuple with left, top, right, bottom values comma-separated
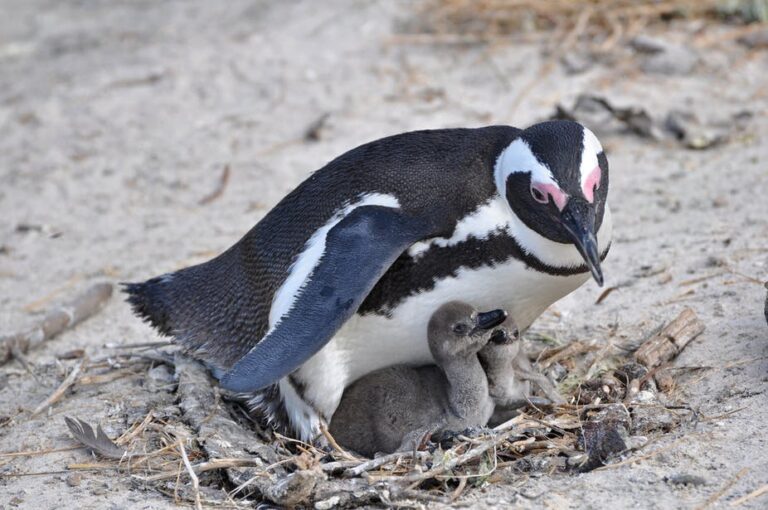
(1, 0, 767, 508)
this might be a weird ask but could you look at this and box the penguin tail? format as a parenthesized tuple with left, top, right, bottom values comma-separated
(122, 276, 177, 337)
(122, 249, 266, 368)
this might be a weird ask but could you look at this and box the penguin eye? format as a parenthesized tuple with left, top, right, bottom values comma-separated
(452, 323, 469, 335)
(530, 186, 549, 204)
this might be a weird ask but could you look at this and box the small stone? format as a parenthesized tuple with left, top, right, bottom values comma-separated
(625, 435, 648, 450)
(315, 495, 342, 510)
(640, 44, 699, 75)
(666, 110, 725, 149)
(578, 404, 631, 471)
(630, 35, 668, 54)
(66, 473, 82, 487)
(264, 470, 318, 507)
(146, 365, 175, 392)
(738, 28, 768, 48)
(705, 255, 727, 267)
(665, 473, 707, 486)
(560, 52, 592, 75)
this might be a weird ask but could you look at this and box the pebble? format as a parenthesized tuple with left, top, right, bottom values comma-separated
(665, 473, 707, 486)
(738, 28, 768, 48)
(560, 52, 592, 75)
(630, 36, 699, 75)
(66, 473, 82, 487)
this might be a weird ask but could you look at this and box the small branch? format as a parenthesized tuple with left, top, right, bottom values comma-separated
(1, 283, 113, 366)
(31, 357, 87, 416)
(696, 467, 749, 510)
(179, 439, 203, 510)
(373, 429, 522, 484)
(135, 458, 265, 482)
(343, 451, 428, 478)
(634, 307, 705, 368)
(730, 483, 768, 507)
(320, 423, 360, 461)
(198, 165, 231, 205)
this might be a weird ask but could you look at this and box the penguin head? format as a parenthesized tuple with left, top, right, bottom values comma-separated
(495, 120, 608, 285)
(428, 301, 509, 360)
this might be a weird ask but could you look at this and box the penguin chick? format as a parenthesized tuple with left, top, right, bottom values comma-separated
(328, 301, 507, 457)
(478, 328, 530, 408)
(479, 329, 566, 427)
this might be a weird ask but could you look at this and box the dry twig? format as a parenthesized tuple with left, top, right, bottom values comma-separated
(696, 467, 750, 510)
(1, 283, 113, 365)
(730, 483, 768, 507)
(178, 439, 203, 510)
(634, 307, 705, 368)
(30, 357, 87, 416)
(198, 165, 231, 206)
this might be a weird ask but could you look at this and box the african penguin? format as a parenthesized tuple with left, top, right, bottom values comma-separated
(479, 328, 565, 426)
(124, 120, 612, 441)
(329, 301, 507, 457)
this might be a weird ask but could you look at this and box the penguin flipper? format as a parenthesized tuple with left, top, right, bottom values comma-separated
(220, 205, 434, 393)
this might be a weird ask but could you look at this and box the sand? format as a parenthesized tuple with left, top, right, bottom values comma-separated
(1, 1, 767, 508)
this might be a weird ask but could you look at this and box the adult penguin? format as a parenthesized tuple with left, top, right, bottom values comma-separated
(125, 120, 612, 440)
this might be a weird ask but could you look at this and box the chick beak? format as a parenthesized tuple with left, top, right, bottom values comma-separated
(475, 309, 508, 332)
(561, 198, 604, 286)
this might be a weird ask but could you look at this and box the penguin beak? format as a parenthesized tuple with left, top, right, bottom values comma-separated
(489, 328, 517, 345)
(475, 309, 508, 332)
(561, 199, 604, 286)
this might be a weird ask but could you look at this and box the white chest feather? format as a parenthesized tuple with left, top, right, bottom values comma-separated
(293, 197, 612, 428)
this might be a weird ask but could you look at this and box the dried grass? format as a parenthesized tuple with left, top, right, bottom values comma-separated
(399, 0, 768, 47)
(21, 310, 705, 507)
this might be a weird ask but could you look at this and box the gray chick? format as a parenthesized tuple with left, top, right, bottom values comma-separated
(479, 329, 566, 426)
(329, 301, 507, 457)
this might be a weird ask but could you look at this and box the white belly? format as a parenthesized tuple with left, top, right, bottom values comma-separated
(284, 203, 612, 440)
(291, 257, 589, 434)
(342, 260, 590, 382)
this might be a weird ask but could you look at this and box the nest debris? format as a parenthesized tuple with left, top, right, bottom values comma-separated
(28, 307, 706, 508)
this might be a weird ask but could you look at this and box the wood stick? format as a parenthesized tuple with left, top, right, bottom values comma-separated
(343, 451, 429, 478)
(634, 308, 705, 368)
(178, 439, 203, 510)
(1, 283, 113, 365)
(198, 165, 231, 206)
(116, 411, 155, 446)
(134, 458, 266, 482)
(538, 341, 600, 369)
(730, 483, 768, 507)
(320, 423, 360, 461)
(696, 467, 749, 510)
(30, 357, 87, 416)
(373, 429, 523, 484)
(0, 446, 79, 458)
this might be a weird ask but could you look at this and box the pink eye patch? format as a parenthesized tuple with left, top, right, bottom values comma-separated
(583, 166, 601, 203)
(531, 181, 569, 211)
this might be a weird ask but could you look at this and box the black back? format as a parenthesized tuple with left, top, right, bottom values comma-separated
(125, 126, 520, 369)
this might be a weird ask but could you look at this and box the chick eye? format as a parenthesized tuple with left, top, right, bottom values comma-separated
(452, 323, 469, 335)
(530, 186, 549, 204)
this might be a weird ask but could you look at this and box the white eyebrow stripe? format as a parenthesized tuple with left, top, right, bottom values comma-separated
(579, 126, 603, 189)
(494, 138, 560, 195)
